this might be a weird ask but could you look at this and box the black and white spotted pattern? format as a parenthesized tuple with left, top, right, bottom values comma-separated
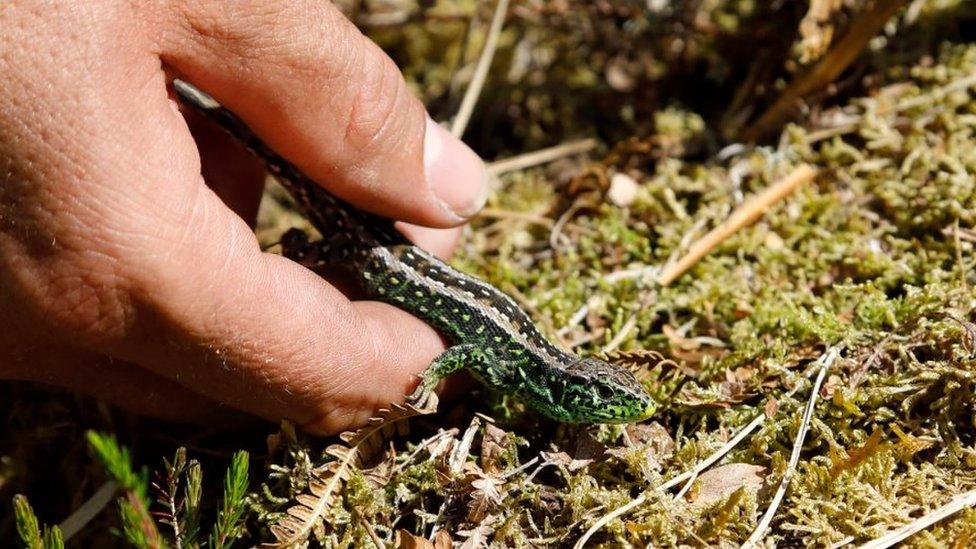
(174, 80, 657, 424)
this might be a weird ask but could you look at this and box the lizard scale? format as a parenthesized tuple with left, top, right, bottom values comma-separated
(175, 80, 656, 424)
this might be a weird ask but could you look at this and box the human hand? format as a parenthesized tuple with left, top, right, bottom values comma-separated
(0, 1, 488, 434)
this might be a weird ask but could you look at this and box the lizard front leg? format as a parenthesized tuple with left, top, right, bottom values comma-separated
(279, 228, 352, 271)
(406, 343, 490, 406)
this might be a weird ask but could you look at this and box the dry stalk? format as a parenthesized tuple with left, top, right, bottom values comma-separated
(487, 139, 598, 176)
(805, 71, 976, 144)
(475, 207, 555, 228)
(657, 165, 816, 286)
(58, 480, 118, 541)
(574, 348, 840, 549)
(856, 488, 976, 549)
(599, 290, 657, 354)
(741, 0, 911, 141)
(741, 348, 838, 547)
(451, 0, 510, 138)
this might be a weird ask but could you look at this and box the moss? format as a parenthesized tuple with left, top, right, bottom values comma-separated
(5, 3, 976, 547)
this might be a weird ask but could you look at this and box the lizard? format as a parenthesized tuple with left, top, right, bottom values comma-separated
(174, 80, 656, 424)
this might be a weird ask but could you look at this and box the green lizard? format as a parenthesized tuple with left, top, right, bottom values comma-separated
(175, 81, 656, 424)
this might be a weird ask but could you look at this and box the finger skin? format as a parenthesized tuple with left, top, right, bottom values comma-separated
(183, 105, 267, 226)
(159, 0, 487, 228)
(7, 347, 245, 426)
(396, 222, 464, 261)
(0, 1, 457, 435)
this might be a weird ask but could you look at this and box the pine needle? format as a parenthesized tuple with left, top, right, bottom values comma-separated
(58, 481, 117, 541)
(856, 489, 976, 549)
(574, 348, 840, 548)
(741, 347, 838, 547)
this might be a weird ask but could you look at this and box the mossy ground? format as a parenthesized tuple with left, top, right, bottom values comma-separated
(4, 2, 976, 547)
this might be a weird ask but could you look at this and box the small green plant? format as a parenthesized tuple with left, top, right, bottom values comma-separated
(86, 431, 162, 548)
(153, 448, 202, 549)
(208, 451, 249, 549)
(13, 495, 64, 549)
(87, 431, 250, 548)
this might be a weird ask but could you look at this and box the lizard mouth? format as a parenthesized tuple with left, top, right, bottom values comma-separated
(638, 401, 657, 420)
(593, 400, 657, 423)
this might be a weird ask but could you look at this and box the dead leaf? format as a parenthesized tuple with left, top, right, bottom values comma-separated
(396, 530, 433, 549)
(662, 324, 701, 351)
(568, 429, 607, 461)
(266, 420, 298, 456)
(536, 486, 564, 515)
(626, 422, 673, 448)
(434, 530, 453, 549)
(830, 428, 884, 477)
(686, 463, 768, 508)
(362, 451, 396, 488)
(480, 423, 509, 474)
(269, 394, 439, 547)
(615, 423, 674, 472)
(696, 487, 748, 541)
(449, 417, 481, 474)
(677, 371, 758, 409)
(891, 424, 935, 460)
(468, 474, 506, 522)
(541, 451, 593, 472)
(602, 349, 690, 377)
(821, 374, 843, 398)
(457, 516, 499, 549)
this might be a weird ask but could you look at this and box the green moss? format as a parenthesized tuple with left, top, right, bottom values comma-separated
(5, 3, 976, 547)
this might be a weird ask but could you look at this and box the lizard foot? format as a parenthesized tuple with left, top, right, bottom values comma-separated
(404, 378, 439, 412)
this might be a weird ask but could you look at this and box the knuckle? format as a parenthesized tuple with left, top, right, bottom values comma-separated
(306, 318, 390, 432)
(341, 45, 410, 156)
(176, 0, 294, 69)
(177, 0, 347, 78)
(177, 0, 258, 46)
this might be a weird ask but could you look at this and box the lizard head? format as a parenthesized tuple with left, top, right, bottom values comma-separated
(528, 356, 656, 424)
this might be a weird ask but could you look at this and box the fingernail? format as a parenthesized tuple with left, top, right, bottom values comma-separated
(424, 115, 488, 219)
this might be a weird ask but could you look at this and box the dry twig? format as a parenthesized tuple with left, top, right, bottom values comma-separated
(487, 139, 598, 176)
(742, 348, 838, 547)
(574, 348, 840, 548)
(657, 165, 816, 286)
(856, 488, 976, 548)
(476, 207, 555, 228)
(741, 0, 910, 141)
(451, 0, 510, 138)
(804, 71, 976, 143)
(58, 481, 118, 541)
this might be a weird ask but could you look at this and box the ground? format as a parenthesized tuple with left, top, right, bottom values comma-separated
(4, 2, 976, 547)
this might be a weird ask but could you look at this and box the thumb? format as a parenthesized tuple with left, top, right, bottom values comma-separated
(160, 0, 487, 228)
